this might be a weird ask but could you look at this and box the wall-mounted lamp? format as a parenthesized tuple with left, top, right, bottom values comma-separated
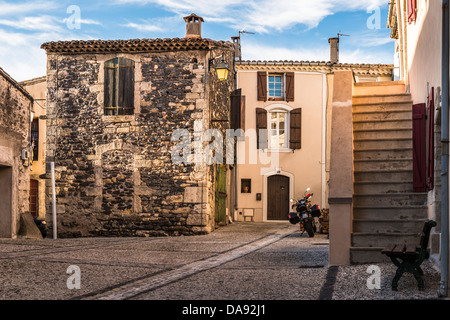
(209, 57, 229, 81)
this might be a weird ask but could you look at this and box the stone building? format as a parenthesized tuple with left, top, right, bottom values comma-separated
(21, 76, 47, 222)
(40, 15, 236, 237)
(0, 67, 33, 238)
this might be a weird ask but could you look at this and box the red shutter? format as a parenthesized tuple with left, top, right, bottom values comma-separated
(408, 0, 416, 23)
(257, 71, 267, 101)
(285, 72, 295, 102)
(427, 88, 435, 190)
(412, 103, 427, 192)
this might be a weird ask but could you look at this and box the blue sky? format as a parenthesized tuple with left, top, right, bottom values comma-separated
(0, 0, 394, 82)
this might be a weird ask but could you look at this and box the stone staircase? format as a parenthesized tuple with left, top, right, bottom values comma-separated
(350, 81, 428, 264)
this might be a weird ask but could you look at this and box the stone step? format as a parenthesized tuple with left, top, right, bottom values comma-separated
(353, 138, 411, 150)
(352, 102, 412, 114)
(353, 205, 428, 220)
(353, 119, 412, 131)
(352, 94, 412, 105)
(353, 219, 427, 233)
(352, 110, 411, 122)
(350, 247, 390, 264)
(354, 181, 413, 194)
(353, 128, 412, 140)
(353, 193, 428, 207)
(351, 232, 421, 248)
(354, 159, 412, 171)
(354, 148, 412, 161)
(353, 81, 405, 95)
(354, 169, 412, 182)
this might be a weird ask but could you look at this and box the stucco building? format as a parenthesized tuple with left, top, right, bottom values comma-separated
(0, 67, 33, 238)
(387, 0, 449, 296)
(40, 15, 236, 238)
(233, 44, 393, 224)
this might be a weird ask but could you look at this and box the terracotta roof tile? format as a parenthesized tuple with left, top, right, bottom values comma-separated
(41, 37, 233, 54)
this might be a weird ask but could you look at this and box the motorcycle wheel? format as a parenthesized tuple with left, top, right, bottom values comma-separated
(304, 221, 315, 237)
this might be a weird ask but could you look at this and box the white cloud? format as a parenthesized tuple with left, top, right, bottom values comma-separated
(0, 0, 58, 16)
(114, 0, 389, 32)
(122, 22, 163, 32)
(0, 16, 63, 32)
(242, 41, 393, 65)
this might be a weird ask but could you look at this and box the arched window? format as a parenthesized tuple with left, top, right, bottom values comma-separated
(104, 57, 135, 115)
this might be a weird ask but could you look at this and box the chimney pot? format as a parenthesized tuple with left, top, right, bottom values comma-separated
(184, 13, 204, 39)
(328, 37, 339, 64)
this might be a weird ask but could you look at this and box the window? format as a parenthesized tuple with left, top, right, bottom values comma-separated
(257, 71, 294, 102)
(104, 57, 135, 116)
(31, 119, 39, 161)
(241, 179, 251, 193)
(256, 106, 302, 151)
(269, 111, 288, 149)
(268, 75, 283, 99)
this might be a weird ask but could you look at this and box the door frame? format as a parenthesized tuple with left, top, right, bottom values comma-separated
(262, 170, 294, 221)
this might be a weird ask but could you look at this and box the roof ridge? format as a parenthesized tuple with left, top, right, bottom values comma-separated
(0, 67, 33, 102)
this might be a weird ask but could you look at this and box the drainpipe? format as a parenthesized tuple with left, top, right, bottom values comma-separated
(439, 0, 449, 299)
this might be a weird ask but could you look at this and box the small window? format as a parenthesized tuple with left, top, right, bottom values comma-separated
(104, 57, 135, 116)
(268, 74, 284, 99)
(31, 119, 39, 161)
(241, 179, 251, 193)
(269, 111, 288, 149)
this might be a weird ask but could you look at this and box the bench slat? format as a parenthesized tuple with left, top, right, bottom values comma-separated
(381, 244, 396, 254)
(393, 244, 405, 254)
(405, 244, 417, 255)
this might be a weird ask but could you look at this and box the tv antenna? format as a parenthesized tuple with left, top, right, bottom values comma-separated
(337, 31, 350, 39)
(239, 29, 255, 37)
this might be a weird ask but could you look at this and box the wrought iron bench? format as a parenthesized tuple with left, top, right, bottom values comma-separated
(381, 220, 437, 291)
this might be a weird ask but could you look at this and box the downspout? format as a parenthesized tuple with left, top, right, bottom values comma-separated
(439, 0, 449, 299)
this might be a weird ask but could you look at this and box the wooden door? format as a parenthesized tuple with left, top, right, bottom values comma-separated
(215, 165, 227, 224)
(267, 175, 290, 220)
(412, 103, 427, 192)
(29, 179, 38, 218)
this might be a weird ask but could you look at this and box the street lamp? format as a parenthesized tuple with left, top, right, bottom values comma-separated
(215, 60, 229, 81)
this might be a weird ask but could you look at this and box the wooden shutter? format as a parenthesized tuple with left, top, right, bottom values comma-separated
(290, 108, 302, 150)
(257, 71, 267, 101)
(412, 103, 427, 192)
(230, 89, 245, 130)
(118, 62, 135, 115)
(285, 72, 295, 102)
(104, 64, 116, 115)
(427, 88, 435, 190)
(256, 108, 267, 149)
(408, 0, 416, 23)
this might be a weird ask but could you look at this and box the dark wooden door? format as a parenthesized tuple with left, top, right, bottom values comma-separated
(29, 179, 38, 218)
(267, 175, 290, 220)
(412, 103, 427, 192)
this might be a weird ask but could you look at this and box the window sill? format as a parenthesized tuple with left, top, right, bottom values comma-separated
(102, 114, 135, 123)
(263, 148, 293, 153)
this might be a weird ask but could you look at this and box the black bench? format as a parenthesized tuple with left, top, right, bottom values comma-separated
(381, 220, 437, 291)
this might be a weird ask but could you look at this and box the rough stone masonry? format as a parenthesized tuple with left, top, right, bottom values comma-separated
(41, 37, 235, 238)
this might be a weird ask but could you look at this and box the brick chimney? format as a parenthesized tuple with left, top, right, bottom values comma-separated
(328, 37, 339, 64)
(184, 13, 204, 39)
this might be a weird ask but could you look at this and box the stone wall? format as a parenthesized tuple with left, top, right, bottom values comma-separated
(45, 48, 235, 238)
(0, 68, 32, 238)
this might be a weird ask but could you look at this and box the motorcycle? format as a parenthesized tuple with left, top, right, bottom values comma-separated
(288, 188, 322, 237)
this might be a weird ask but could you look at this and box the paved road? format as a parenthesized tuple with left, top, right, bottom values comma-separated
(0, 221, 444, 306)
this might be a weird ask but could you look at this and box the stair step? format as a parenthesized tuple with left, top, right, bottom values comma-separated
(353, 205, 428, 220)
(352, 94, 412, 105)
(354, 169, 412, 182)
(353, 81, 405, 95)
(354, 159, 412, 171)
(353, 128, 411, 140)
(354, 148, 412, 161)
(353, 110, 411, 122)
(350, 247, 390, 264)
(352, 102, 412, 113)
(353, 138, 411, 150)
(353, 219, 427, 233)
(353, 193, 427, 207)
(351, 232, 422, 248)
(354, 181, 413, 194)
(353, 119, 412, 131)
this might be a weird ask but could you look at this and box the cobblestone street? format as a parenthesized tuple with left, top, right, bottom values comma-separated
(0, 222, 444, 306)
